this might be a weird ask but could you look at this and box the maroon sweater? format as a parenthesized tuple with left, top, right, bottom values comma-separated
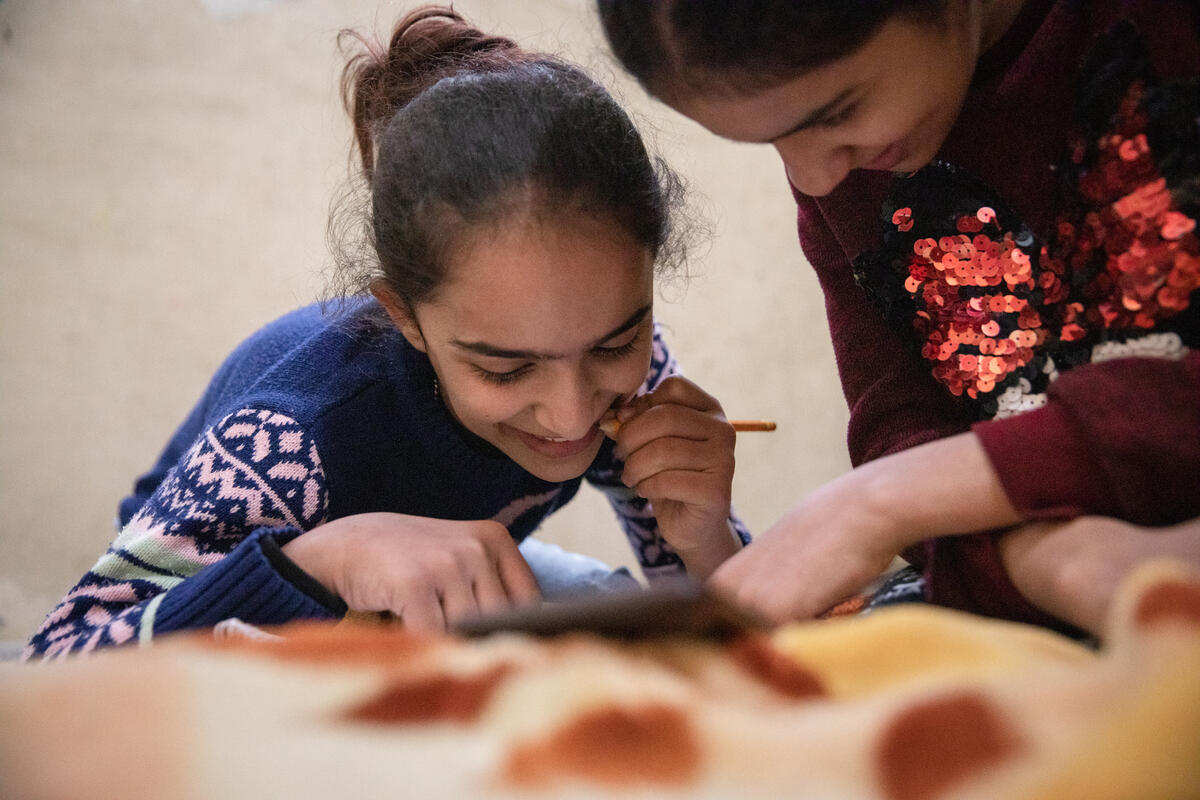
(794, 0, 1200, 625)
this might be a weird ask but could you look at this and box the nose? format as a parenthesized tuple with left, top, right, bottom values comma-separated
(775, 135, 854, 198)
(534, 367, 605, 441)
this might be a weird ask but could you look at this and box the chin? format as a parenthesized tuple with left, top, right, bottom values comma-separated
(518, 445, 604, 484)
(521, 455, 596, 484)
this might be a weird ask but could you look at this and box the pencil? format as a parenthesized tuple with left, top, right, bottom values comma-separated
(727, 420, 777, 432)
(600, 417, 776, 436)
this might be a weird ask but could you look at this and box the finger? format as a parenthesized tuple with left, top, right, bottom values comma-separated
(617, 407, 734, 462)
(618, 381, 722, 433)
(628, 376, 721, 416)
(622, 436, 734, 490)
(396, 589, 447, 633)
(632, 470, 730, 510)
(437, 577, 481, 627)
(494, 545, 542, 606)
(442, 534, 511, 615)
(470, 564, 513, 616)
(470, 523, 542, 606)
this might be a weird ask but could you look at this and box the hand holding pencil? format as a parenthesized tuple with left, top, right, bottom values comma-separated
(602, 376, 764, 579)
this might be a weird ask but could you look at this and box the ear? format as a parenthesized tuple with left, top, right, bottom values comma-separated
(370, 280, 427, 353)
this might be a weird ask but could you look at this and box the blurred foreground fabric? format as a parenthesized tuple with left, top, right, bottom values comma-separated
(1, 561, 1198, 800)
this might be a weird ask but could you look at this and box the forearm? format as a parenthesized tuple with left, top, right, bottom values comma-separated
(847, 430, 1021, 553)
(997, 515, 1200, 636)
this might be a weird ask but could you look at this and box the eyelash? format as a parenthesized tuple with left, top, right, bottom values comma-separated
(592, 338, 640, 360)
(473, 364, 532, 385)
(471, 335, 642, 385)
(816, 102, 858, 128)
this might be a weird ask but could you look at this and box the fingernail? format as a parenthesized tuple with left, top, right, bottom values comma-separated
(599, 416, 621, 438)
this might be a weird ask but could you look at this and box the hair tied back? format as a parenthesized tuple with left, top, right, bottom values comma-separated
(339, 4, 522, 177)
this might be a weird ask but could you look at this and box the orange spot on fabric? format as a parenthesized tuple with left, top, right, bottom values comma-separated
(818, 594, 870, 619)
(1135, 581, 1200, 628)
(876, 692, 1021, 800)
(207, 621, 436, 666)
(727, 635, 825, 699)
(345, 665, 511, 724)
(503, 704, 700, 787)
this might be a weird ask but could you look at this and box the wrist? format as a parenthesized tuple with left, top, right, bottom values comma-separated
(262, 532, 347, 615)
(815, 466, 914, 557)
(280, 527, 342, 597)
(674, 520, 743, 581)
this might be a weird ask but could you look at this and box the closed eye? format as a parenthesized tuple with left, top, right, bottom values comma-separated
(814, 101, 859, 129)
(591, 324, 645, 360)
(472, 363, 533, 385)
(591, 338, 639, 360)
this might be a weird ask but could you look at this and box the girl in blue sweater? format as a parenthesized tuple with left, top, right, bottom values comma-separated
(25, 6, 748, 659)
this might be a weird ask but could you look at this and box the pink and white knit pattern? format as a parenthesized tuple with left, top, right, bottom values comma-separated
(25, 409, 328, 660)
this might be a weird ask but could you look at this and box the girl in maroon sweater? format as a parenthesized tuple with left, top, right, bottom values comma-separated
(597, 0, 1200, 635)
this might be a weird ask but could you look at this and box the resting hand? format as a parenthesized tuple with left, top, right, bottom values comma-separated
(709, 475, 901, 623)
(281, 513, 540, 632)
(610, 376, 741, 578)
(710, 431, 1023, 624)
(999, 514, 1200, 636)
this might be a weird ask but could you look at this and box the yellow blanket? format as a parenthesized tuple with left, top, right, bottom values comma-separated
(2, 561, 1197, 799)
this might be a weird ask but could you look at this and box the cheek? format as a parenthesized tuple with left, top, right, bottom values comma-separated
(854, 100, 924, 146)
(466, 387, 530, 425)
(612, 349, 655, 396)
(440, 370, 526, 427)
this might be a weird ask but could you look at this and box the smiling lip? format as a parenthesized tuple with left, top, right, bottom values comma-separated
(862, 141, 906, 172)
(510, 425, 600, 459)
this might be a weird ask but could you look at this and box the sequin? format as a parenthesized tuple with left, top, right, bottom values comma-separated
(1056, 81, 1200, 332)
(894, 203, 1047, 397)
(874, 72, 1198, 411)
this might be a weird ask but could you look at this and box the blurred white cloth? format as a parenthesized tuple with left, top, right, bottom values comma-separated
(517, 537, 642, 601)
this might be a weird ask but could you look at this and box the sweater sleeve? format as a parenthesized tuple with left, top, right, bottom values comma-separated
(919, 351, 1200, 631)
(23, 408, 342, 660)
(584, 325, 753, 584)
(974, 351, 1200, 525)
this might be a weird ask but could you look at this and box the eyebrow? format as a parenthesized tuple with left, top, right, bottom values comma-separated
(451, 304, 652, 360)
(760, 88, 858, 143)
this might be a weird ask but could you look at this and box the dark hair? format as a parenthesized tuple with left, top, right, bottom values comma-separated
(596, 0, 950, 100)
(328, 5, 685, 310)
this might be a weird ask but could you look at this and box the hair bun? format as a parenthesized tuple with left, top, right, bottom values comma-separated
(340, 5, 522, 175)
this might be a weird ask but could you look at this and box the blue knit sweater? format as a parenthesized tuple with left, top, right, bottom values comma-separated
(26, 300, 750, 659)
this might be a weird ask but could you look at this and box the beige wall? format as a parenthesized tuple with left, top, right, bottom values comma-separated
(0, 0, 850, 642)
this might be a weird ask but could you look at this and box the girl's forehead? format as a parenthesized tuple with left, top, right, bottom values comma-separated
(423, 213, 654, 346)
(445, 211, 653, 290)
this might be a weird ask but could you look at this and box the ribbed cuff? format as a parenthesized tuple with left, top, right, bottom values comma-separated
(152, 527, 346, 635)
(971, 402, 1113, 521)
(259, 533, 346, 614)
